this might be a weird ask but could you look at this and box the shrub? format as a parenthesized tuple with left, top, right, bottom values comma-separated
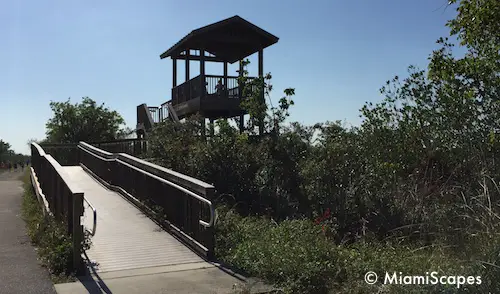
(215, 205, 341, 294)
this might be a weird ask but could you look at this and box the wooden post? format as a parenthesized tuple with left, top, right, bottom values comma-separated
(200, 49, 206, 99)
(185, 50, 190, 82)
(239, 115, 244, 133)
(223, 61, 228, 98)
(201, 118, 206, 140)
(238, 60, 243, 100)
(239, 60, 244, 133)
(172, 57, 177, 105)
(72, 192, 84, 275)
(258, 49, 264, 77)
(185, 50, 190, 103)
(209, 118, 215, 137)
(173, 58, 177, 87)
(258, 49, 264, 136)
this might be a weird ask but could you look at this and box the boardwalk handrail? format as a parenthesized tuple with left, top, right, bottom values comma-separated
(30, 166, 51, 217)
(117, 157, 214, 227)
(77, 141, 216, 258)
(40, 138, 148, 161)
(83, 197, 97, 236)
(30, 142, 85, 274)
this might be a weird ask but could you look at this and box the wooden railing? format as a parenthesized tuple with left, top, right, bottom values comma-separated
(148, 106, 162, 123)
(205, 75, 240, 97)
(137, 103, 155, 132)
(171, 74, 257, 105)
(172, 75, 202, 105)
(30, 143, 85, 274)
(39, 143, 79, 166)
(91, 138, 148, 157)
(41, 139, 147, 161)
(77, 142, 216, 258)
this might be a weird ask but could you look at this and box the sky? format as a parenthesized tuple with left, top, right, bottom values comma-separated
(1, 0, 461, 154)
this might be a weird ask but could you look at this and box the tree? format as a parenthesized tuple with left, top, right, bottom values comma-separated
(238, 60, 295, 136)
(0, 140, 11, 157)
(0, 139, 30, 163)
(45, 97, 127, 143)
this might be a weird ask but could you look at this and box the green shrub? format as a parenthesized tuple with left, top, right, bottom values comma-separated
(216, 204, 500, 294)
(216, 205, 341, 293)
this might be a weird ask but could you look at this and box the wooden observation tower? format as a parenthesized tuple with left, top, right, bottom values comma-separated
(136, 15, 279, 138)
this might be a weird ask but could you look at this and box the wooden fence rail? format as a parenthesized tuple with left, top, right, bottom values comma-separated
(33, 139, 215, 259)
(30, 143, 84, 274)
(40, 138, 147, 165)
(77, 142, 215, 258)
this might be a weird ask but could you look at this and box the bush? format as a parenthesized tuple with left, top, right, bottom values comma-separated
(216, 205, 500, 294)
(215, 206, 340, 294)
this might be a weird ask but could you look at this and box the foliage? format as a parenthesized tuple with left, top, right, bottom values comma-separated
(216, 205, 500, 294)
(142, 0, 500, 292)
(238, 59, 296, 135)
(20, 170, 91, 282)
(215, 205, 339, 294)
(45, 97, 128, 143)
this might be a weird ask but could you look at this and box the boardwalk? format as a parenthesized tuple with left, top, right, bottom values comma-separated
(63, 166, 205, 273)
(30, 141, 273, 293)
(55, 166, 274, 293)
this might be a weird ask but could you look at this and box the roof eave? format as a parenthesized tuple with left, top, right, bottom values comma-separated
(159, 16, 279, 60)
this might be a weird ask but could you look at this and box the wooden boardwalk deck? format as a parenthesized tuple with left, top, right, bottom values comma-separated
(62, 166, 206, 273)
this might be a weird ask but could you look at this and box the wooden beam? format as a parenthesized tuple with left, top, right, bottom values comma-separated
(175, 54, 225, 63)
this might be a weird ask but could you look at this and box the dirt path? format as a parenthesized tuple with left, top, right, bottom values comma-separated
(0, 170, 56, 294)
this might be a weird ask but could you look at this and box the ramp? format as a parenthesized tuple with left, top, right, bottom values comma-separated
(62, 166, 206, 273)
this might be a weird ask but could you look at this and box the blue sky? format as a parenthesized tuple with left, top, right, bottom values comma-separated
(1, 0, 459, 154)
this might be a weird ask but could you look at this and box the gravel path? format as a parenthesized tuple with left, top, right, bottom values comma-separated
(0, 170, 56, 294)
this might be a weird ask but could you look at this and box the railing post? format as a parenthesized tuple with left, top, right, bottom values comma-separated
(200, 49, 206, 100)
(133, 141, 138, 156)
(224, 61, 228, 98)
(72, 192, 84, 275)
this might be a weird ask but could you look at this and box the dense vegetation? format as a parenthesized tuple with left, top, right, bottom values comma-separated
(144, 1, 500, 293)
